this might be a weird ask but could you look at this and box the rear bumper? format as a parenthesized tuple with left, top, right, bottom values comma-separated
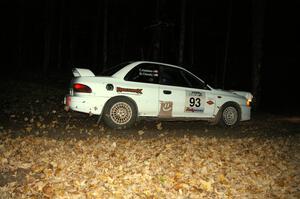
(64, 95, 107, 115)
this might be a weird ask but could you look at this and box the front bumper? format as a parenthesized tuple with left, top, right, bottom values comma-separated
(240, 105, 251, 121)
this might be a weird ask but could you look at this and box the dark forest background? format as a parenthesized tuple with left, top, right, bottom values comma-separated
(0, 0, 299, 114)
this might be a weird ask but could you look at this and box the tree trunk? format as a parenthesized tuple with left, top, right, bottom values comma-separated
(43, 0, 53, 75)
(121, 29, 128, 62)
(222, 0, 233, 89)
(17, 0, 24, 75)
(102, 0, 108, 71)
(93, 1, 101, 73)
(120, 15, 128, 62)
(189, 2, 194, 66)
(152, 0, 161, 61)
(178, 0, 186, 65)
(251, 0, 265, 110)
(57, 0, 65, 70)
(69, 3, 74, 70)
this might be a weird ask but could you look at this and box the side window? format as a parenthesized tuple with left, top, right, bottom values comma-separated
(124, 64, 159, 84)
(160, 66, 190, 87)
(160, 66, 209, 89)
(182, 71, 209, 90)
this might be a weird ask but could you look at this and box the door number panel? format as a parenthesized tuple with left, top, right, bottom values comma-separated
(185, 91, 205, 112)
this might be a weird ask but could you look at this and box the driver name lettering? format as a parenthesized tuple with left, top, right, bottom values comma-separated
(139, 69, 159, 77)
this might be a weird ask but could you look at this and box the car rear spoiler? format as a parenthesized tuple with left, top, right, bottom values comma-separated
(72, 68, 95, 77)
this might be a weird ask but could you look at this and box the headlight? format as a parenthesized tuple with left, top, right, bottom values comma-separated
(246, 99, 252, 107)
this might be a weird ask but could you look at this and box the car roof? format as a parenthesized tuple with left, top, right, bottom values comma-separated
(111, 61, 213, 89)
(111, 61, 186, 79)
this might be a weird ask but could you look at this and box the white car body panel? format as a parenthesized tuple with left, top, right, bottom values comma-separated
(158, 85, 215, 118)
(114, 81, 159, 117)
(64, 61, 252, 125)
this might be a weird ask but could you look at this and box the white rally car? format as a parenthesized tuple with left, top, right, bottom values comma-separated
(64, 61, 252, 129)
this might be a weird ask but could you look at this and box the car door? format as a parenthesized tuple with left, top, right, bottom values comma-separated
(158, 65, 215, 118)
(123, 63, 160, 117)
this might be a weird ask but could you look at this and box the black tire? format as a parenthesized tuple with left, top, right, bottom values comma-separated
(215, 103, 240, 127)
(103, 97, 137, 129)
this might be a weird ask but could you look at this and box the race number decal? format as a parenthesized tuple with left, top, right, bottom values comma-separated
(185, 91, 205, 112)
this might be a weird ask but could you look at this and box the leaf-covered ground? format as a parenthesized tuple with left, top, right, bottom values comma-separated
(0, 79, 299, 198)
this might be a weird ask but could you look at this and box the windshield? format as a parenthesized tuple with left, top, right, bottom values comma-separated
(100, 61, 132, 76)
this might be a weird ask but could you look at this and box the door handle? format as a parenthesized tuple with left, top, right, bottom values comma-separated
(163, 90, 172, 94)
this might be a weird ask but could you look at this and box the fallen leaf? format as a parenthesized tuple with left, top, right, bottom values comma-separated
(156, 122, 163, 130)
(199, 179, 212, 192)
(138, 130, 144, 135)
(111, 142, 117, 148)
(42, 183, 53, 197)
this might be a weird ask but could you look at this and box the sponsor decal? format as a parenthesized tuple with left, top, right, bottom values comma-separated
(206, 100, 214, 105)
(185, 91, 205, 113)
(116, 87, 143, 94)
(185, 107, 204, 112)
(190, 91, 203, 96)
(159, 101, 173, 117)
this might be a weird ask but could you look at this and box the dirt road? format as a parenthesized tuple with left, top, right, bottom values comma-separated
(0, 80, 299, 198)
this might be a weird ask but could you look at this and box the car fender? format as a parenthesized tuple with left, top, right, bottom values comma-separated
(101, 95, 139, 117)
(211, 101, 241, 124)
(213, 95, 243, 115)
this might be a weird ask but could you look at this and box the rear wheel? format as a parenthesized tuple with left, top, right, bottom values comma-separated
(103, 97, 137, 129)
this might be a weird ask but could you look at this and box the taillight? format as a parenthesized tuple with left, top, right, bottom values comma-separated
(73, 83, 92, 93)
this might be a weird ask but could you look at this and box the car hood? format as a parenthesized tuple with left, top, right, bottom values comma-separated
(214, 89, 253, 100)
(72, 68, 95, 77)
(229, 90, 253, 100)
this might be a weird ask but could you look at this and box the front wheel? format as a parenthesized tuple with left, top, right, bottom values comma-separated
(213, 103, 240, 126)
(221, 106, 239, 126)
(103, 97, 137, 129)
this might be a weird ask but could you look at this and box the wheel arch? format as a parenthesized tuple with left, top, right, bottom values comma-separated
(101, 95, 139, 117)
(212, 101, 241, 125)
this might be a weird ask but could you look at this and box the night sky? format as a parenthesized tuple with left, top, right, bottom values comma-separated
(0, 0, 299, 114)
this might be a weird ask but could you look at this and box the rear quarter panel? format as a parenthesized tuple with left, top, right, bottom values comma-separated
(73, 77, 159, 117)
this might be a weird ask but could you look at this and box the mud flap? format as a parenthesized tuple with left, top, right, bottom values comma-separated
(210, 108, 222, 125)
(97, 114, 102, 124)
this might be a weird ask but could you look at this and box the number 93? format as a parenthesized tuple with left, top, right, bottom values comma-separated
(189, 97, 201, 107)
